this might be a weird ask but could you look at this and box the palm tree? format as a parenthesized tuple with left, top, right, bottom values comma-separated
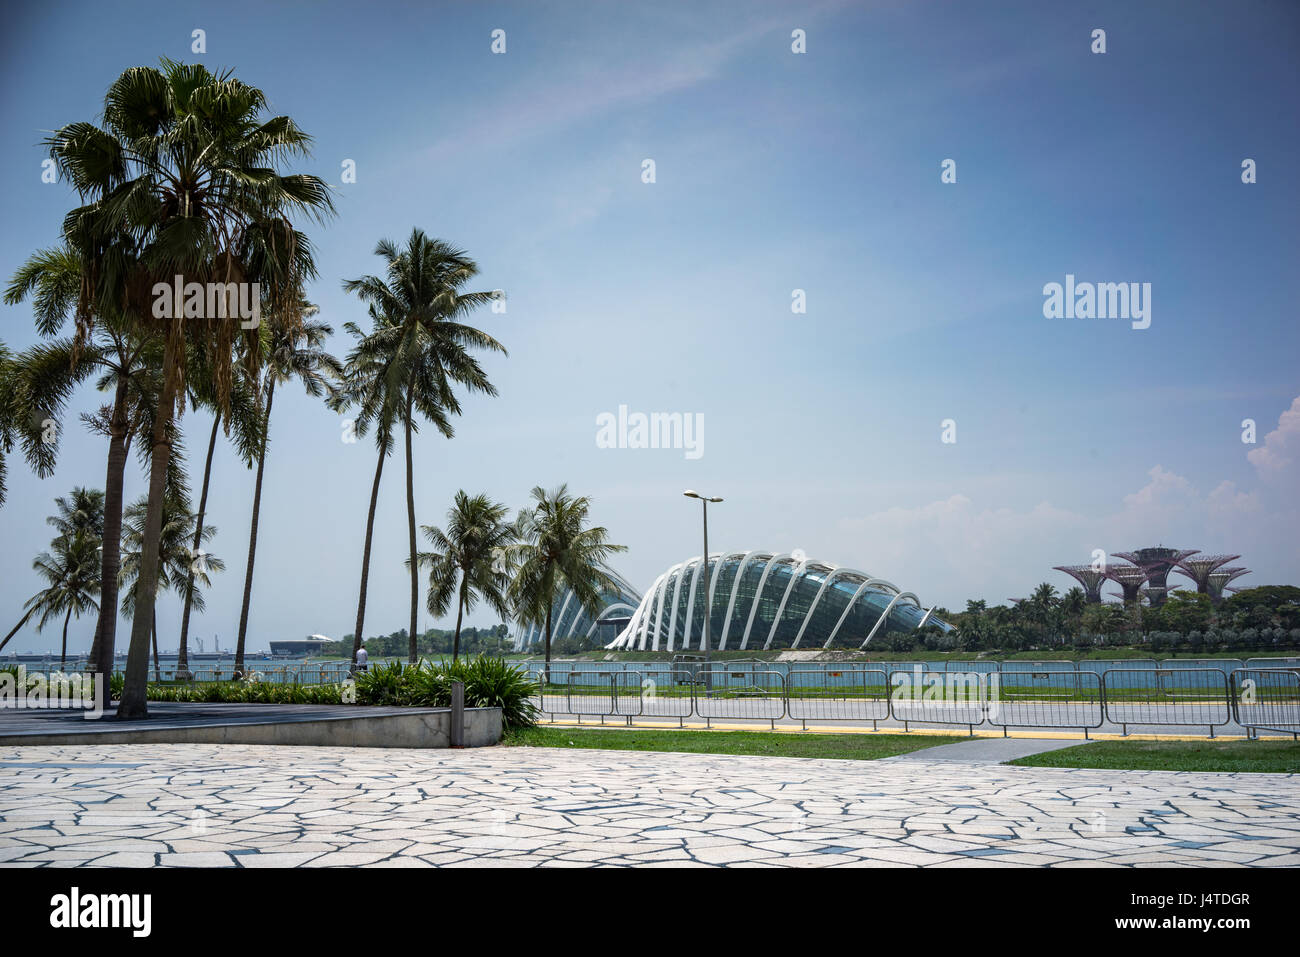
(44, 59, 333, 717)
(232, 301, 340, 676)
(505, 485, 626, 680)
(0, 489, 105, 659)
(340, 230, 505, 664)
(416, 492, 514, 662)
(120, 493, 224, 681)
(176, 358, 262, 679)
(26, 534, 102, 666)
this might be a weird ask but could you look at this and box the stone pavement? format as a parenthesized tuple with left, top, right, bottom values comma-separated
(1, 744, 1298, 867)
(884, 736, 1096, 763)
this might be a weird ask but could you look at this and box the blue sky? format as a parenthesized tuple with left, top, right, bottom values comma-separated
(2, 0, 1298, 653)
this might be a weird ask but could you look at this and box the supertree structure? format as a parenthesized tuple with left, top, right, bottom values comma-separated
(1206, 567, 1251, 605)
(1112, 547, 1199, 606)
(1175, 554, 1242, 594)
(1053, 565, 1109, 604)
(1104, 563, 1150, 603)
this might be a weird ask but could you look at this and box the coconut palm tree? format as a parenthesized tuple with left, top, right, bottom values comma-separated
(340, 230, 505, 664)
(505, 484, 626, 680)
(120, 493, 224, 681)
(231, 300, 341, 676)
(175, 356, 262, 679)
(416, 491, 514, 662)
(44, 59, 333, 717)
(0, 489, 105, 658)
(25, 533, 102, 666)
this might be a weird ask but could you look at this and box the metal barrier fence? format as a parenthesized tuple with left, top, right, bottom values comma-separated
(694, 670, 787, 725)
(989, 670, 1104, 735)
(887, 669, 986, 733)
(785, 669, 890, 728)
(1102, 668, 1233, 737)
(1232, 669, 1300, 739)
(527, 662, 1300, 738)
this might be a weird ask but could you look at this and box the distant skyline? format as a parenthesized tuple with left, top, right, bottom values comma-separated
(2, 0, 1298, 653)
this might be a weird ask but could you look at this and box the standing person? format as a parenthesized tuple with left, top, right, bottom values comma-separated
(355, 644, 369, 674)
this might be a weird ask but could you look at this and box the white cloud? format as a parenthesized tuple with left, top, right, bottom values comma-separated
(1247, 395, 1300, 484)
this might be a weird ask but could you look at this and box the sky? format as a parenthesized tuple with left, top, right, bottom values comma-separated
(1, 0, 1298, 654)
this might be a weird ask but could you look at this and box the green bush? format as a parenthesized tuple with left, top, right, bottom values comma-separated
(355, 655, 538, 730)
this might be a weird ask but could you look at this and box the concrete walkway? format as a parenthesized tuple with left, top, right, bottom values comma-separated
(2, 743, 1298, 867)
(886, 736, 1096, 763)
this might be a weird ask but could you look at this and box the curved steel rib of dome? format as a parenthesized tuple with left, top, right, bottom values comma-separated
(511, 572, 642, 651)
(607, 551, 950, 652)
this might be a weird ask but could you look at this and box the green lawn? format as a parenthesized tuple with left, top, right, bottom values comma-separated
(502, 725, 966, 760)
(1008, 738, 1300, 773)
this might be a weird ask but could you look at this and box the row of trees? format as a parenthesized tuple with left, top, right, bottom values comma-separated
(877, 584, 1300, 654)
(0, 60, 629, 715)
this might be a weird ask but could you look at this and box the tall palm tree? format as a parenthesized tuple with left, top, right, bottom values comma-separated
(340, 230, 505, 664)
(44, 59, 333, 717)
(416, 491, 514, 662)
(0, 489, 105, 658)
(175, 359, 262, 679)
(25, 534, 102, 666)
(120, 493, 224, 681)
(505, 484, 626, 680)
(232, 301, 340, 676)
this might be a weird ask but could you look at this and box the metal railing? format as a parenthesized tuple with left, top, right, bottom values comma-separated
(527, 661, 1300, 738)
(1102, 668, 1233, 737)
(1232, 669, 1300, 739)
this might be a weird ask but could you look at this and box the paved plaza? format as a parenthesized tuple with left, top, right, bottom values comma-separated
(1, 743, 1298, 867)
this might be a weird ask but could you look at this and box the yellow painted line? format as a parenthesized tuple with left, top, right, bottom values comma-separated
(535, 718, 1253, 743)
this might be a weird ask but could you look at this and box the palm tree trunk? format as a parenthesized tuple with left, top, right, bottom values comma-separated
(543, 596, 553, 682)
(178, 412, 220, 679)
(89, 378, 130, 684)
(235, 381, 274, 678)
(118, 334, 181, 720)
(452, 579, 465, 663)
(60, 606, 71, 667)
(352, 443, 386, 666)
(405, 400, 418, 663)
(151, 611, 160, 682)
(0, 606, 39, 654)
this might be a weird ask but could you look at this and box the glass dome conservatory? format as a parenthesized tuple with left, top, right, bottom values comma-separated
(512, 572, 642, 650)
(606, 551, 949, 652)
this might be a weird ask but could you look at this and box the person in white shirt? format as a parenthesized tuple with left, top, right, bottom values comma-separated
(355, 646, 368, 673)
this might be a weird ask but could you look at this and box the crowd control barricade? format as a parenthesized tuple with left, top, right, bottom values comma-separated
(999, 660, 1077, 674)
(988, 670, 1103, 736)
(1232, 669, 1300, 739)
(888, 668, 985, 735)
(693, 670, 786, 726)
(627, 668, 696, 724)
(1103, 668, 1233, 737)
(1245, 657, 1300, 671)
(785, 668, 890, 728)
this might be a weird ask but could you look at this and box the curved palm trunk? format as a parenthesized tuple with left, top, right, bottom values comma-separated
(89, 379, 130, 685)
(352, 443, 387, 666)
(404, 404, 418, 663)
(452, 577, 466, 662)
(119, 334, 181, 720)
(234, 382, 274, 678)
(60, 606, 72, 667)
(0, 606, 39, 654)
(178, 413, 220, 679)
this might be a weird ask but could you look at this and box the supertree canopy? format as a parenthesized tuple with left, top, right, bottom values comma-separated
(1206, 567, 1251, 605)
(1103, 563, 1150, 603)
(1112, 547, 1199, 606)
(1052, 565, 1109, 604)
(1176, 554, 1242, 594)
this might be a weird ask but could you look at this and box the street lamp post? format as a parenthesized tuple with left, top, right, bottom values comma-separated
(684, 490, 723, 689)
